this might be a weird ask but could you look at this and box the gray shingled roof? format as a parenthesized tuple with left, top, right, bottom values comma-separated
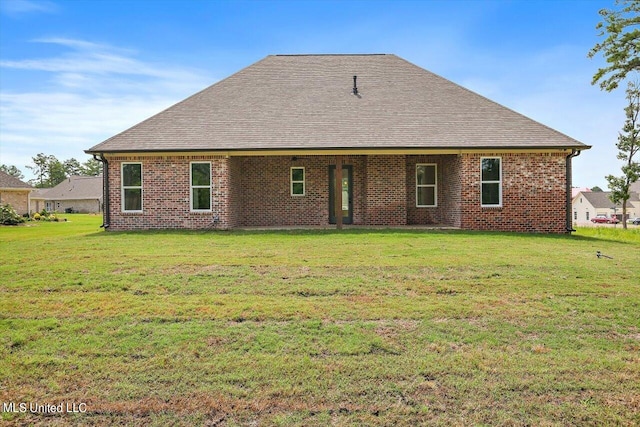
(30, 188, 50, 199)
(582, 191, 640, 209)
(0, 170, 32, 189)
(87, 54, 588, 153)
(41, 175, 103, 201)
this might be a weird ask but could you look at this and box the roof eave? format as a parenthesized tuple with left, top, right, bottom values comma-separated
(85, 144, 590, 156)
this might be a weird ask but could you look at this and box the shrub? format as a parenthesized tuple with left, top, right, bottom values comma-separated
(0, 204, 25, 225)
(33, 212, 41, 221)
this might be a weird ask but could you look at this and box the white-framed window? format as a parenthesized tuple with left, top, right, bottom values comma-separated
(481, 157, 502, 207)
(416, 164, 437, 207)
(190, 162, 212, 211)
(121, 162, 142, 212)
(586, 211, 590, 221)
(291, 167, 305, 196)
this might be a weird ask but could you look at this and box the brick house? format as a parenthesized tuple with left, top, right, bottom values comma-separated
(86, 54, 589, 232)
(0, 170, 32, 215)
(40, 175, 103, 213)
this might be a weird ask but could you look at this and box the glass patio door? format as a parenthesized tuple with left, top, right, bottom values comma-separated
(329, 165, 353, 224)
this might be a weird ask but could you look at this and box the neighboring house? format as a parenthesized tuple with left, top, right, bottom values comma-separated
(40, 175, 103, 213)
(86, 54, 590, 233)
(572, 187, 591, 199)
(0, 170, 32, 215)
(572, 191, 640, 225)
(30, 188, 49, 213)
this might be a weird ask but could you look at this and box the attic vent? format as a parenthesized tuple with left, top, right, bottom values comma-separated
(352, 75, 358, 95)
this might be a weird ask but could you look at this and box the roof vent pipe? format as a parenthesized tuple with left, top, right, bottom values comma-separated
(353, 75, 358, 95)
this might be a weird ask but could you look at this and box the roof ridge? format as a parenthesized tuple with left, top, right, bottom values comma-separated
(273, 53, 390, 56)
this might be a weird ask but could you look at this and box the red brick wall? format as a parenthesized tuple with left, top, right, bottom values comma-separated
(103, 152, 568, 233)
(406, 155, 461, 227)
(106, 155, 230, 230)
(459, 152, 567, 233)
(235, 155, 366, 227)
(365, 155, 407, 225)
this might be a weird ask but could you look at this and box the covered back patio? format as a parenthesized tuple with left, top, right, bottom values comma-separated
(228, 153, 462, 229)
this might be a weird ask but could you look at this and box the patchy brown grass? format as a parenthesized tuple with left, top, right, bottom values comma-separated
(1, 217, 639, 425)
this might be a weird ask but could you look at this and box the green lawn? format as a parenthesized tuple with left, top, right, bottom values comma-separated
(1, 215, 639, 426)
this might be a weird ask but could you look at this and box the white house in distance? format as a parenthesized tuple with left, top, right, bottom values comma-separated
(571, 187, 591, 199)
(572, 187, 640, 226)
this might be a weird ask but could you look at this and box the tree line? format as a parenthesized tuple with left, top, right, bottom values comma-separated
(590, 0, 640, 229)
(1, 154, 102, 188)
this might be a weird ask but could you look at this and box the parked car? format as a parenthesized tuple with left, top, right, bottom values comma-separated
(627, 217, 640, 225)
(591, 215, 620, 224)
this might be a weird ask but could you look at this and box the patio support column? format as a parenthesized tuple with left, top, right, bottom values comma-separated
(335, 155, 343, 230)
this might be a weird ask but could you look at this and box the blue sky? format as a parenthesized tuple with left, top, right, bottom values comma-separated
(0, 0, 630, 188)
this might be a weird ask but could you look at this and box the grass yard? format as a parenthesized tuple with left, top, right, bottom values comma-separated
(1, 215, 639, 426)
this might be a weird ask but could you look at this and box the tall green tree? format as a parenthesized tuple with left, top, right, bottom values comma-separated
(81, 157, 103, 176)
(26, 154, 68, 187)
(63, 158, 83, 177)
(0, 164, 24, 180)
(589, 0, 640, 91)
(26, 153, 54, 188)
(26, 154, 103, 188)
(606, 81, 640, 229)
(48, 158, 67, 187)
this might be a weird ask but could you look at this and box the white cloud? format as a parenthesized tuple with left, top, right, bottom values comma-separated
(1, 37, 206, 83)
(0, 0, 57, 17)
(0, 38, 213, 177)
